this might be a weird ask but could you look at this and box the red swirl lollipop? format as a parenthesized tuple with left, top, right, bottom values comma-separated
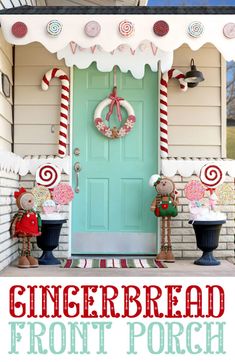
(199, 163, 225, 189)
(36, 163, 61, 189)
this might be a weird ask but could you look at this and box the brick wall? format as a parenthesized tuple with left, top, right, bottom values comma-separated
(0, 171, 19, 272)
(169, 175, 234, 259)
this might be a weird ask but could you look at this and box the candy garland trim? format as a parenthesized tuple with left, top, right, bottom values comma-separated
(94, 98, 136, 139)
(160, 69, 188, 158)
(41, 68, 70, 158)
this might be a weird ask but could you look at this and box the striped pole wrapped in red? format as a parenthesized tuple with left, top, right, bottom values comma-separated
(42, 68, 70, 158)
(160, 69, 187, 158)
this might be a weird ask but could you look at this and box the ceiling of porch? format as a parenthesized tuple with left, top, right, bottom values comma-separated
(0, 0, 147, 10)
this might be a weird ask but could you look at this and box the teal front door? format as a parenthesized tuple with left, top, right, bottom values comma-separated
(72, 65, 158, 255)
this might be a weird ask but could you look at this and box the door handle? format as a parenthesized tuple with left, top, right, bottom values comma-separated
(74, 162, 81, 193)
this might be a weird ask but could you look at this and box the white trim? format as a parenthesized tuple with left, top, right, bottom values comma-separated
(68, 65, 74, 259)
(161, 158, 235, 178)
(220, 54, 227, 158)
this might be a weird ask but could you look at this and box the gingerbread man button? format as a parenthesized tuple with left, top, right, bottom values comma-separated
(84, 21, 101, 37)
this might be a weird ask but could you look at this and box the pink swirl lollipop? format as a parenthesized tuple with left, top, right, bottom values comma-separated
(52, 183, 74, 205)
(36, 163, 61, 189)
(199, 163, 225, 189)
(184, 180, 205, 201)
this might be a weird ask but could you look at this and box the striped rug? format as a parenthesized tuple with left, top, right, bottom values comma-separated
(61, 258, 167, 268)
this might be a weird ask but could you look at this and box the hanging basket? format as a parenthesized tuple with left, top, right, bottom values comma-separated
(94, 97, 136, 139)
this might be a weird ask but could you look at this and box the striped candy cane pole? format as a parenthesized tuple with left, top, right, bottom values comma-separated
(160, 69, 187, 158)
(42, 68, 70, 157)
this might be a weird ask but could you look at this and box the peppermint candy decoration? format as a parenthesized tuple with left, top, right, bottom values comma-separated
(52, 183, 74, 205)
(11, 22, 28, 38)
(199, 163, 225, 189)
(223, 23, 235, 39)
(84, 21, 101, 37)
(36, 163, 61, 189)
(188, 21, 204, 38)
(118, 20, 135, 37)
(153, 20, 169, 37)
(47, 20, 63, 37)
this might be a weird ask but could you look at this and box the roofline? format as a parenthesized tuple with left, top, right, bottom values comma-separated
(1, 6, 235, 15)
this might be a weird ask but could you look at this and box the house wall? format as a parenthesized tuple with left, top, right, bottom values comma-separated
(0, 170, 19, 272)
(169, 43, 225, 158)
(14, 42, 225, 158)
(0, 30, 13, 152)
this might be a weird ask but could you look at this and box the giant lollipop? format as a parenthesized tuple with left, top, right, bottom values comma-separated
(36, 163, 61, 189)
(200, 163, 225, 210)
(52, 183, 74, 205)
(199, 163, 225, 189)
(184, 180, 205, 202)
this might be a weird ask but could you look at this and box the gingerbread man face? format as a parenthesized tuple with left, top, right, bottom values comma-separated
(15, 188, 35, 210)
(155, 177, 175, 196)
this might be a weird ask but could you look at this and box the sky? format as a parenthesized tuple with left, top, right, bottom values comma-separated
(147, 0, 235, 5)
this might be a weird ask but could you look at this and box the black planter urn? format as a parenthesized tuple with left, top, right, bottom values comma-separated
(189, 220, 226, 266)
(37, 219, 66, 265)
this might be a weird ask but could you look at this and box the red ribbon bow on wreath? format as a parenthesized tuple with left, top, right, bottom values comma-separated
(106, 87, 123, 122)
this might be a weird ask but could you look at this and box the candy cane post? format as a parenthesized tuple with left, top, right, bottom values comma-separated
(160, 69, 188, 158)
(42, 68, 70, 157)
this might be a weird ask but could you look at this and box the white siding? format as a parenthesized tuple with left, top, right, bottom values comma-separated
(14, 43, 69, 156)
(0, 30, 13, 152)
(14, 42, 225, 158)
(0, 170, 19, 272)
(169, 44, 225, 158)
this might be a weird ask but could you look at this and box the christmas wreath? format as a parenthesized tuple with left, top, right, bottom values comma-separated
(94, 87, 136, 139)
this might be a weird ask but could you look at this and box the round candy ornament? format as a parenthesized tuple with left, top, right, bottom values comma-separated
(52, 183, 74, 205)
(223, 23, 235, 39)
(118, 20, 135, 37)
(11, 22, 28, 38)
(84, 21, 101, 37)
(188, 21, 204, 38)
(47, 20, 63, 37)
(36, 163, 61, 189)
(153, 20, 169, 37)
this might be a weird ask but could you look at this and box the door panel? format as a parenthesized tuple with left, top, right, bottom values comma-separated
(72, 64, 158, 255)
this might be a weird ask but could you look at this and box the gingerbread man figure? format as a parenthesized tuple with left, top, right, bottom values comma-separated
(149, 175, 179, 262)
(11, 188, 42, 268)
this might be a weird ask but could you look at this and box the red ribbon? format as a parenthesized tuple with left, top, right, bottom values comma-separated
(106, 87, 123, 122)
(206, 188, 216, 195)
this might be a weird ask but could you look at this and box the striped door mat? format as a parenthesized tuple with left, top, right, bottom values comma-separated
(61, 258, 167, 268)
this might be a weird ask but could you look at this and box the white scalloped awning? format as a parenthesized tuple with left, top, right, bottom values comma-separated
(161, 158, 235, 178)
(0, 151, 70, 176)
(2, 14, 235, 67)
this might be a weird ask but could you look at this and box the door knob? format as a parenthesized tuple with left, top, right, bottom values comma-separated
(74, 162, 81, 193)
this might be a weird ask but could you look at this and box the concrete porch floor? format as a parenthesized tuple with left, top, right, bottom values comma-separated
(1, 259, 235, 277)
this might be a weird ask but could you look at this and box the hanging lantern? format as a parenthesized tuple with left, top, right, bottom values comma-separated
(184, 58, 205, 88)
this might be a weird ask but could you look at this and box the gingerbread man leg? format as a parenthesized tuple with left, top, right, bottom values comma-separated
(165, 217, 175, 263)
(18, 236, 30, 268)
(26, 237, 39, 268)
(156, 217, 167, 261)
